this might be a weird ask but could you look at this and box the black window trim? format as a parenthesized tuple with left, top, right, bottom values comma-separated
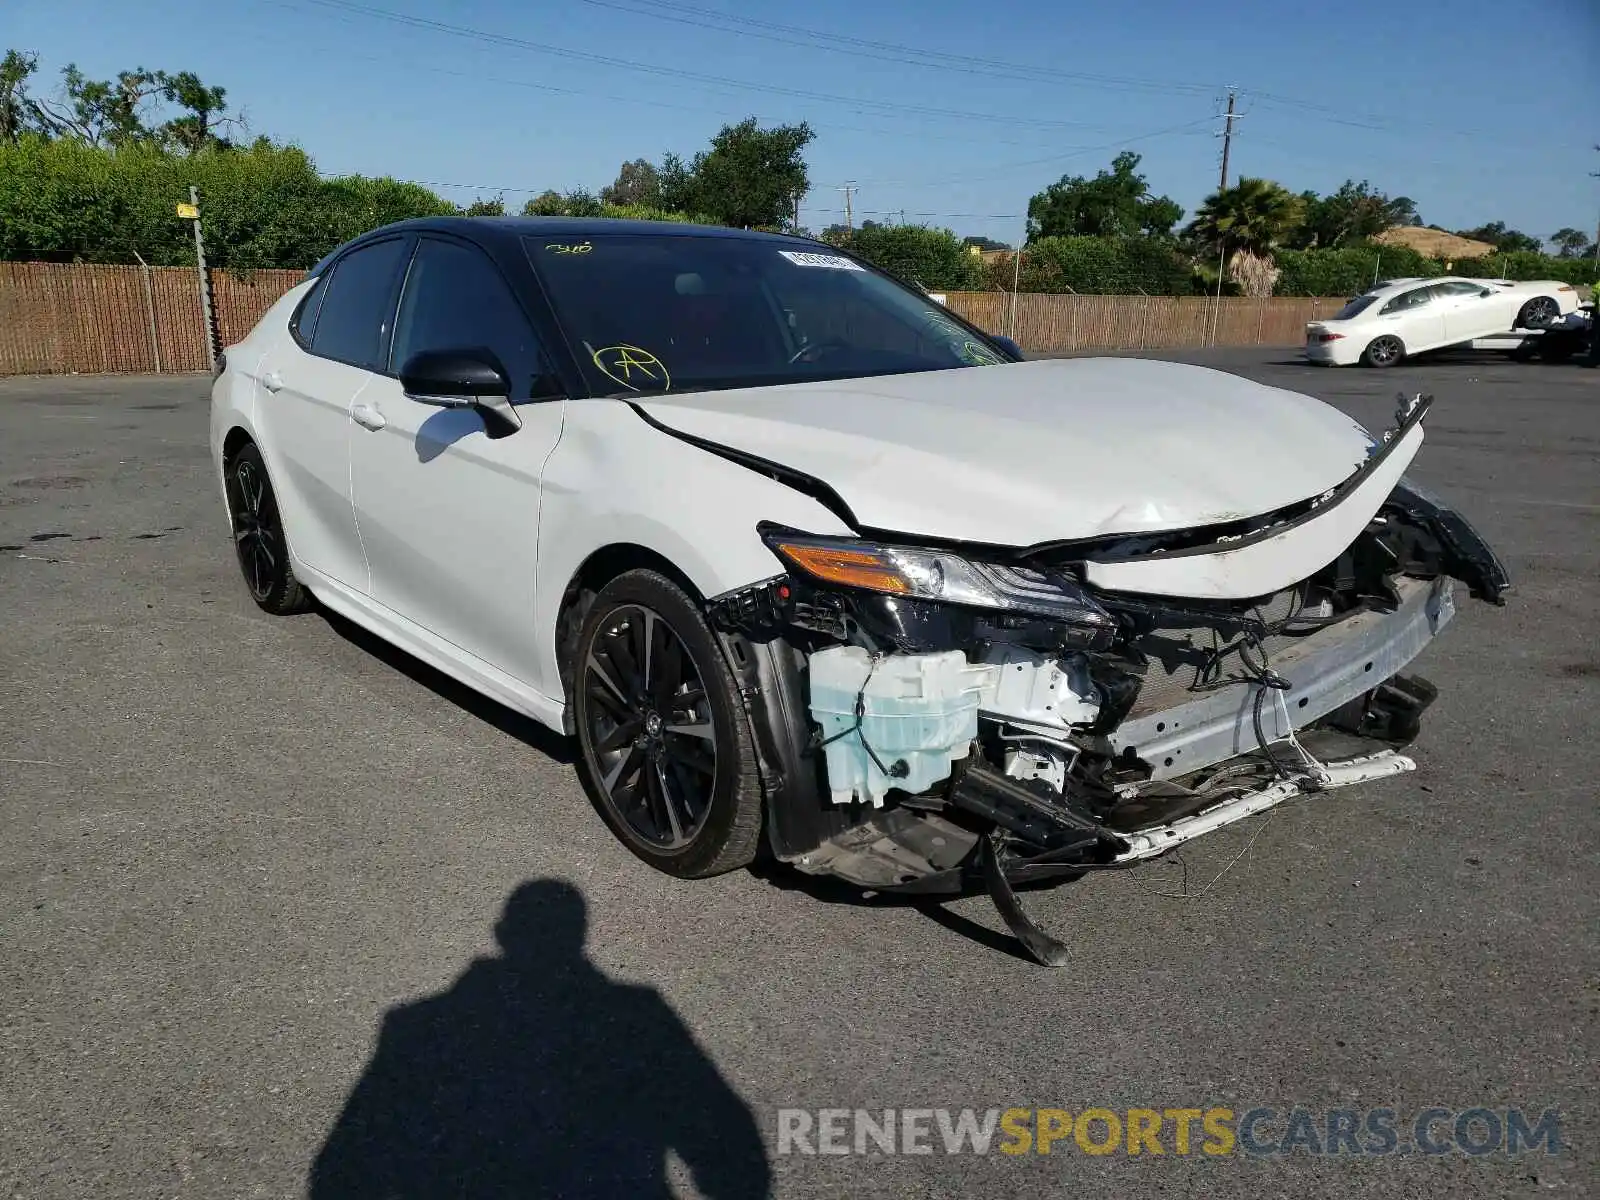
(299, 233, 414, 375)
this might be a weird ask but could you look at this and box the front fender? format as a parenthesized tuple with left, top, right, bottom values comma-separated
(532, 400, 854, 692)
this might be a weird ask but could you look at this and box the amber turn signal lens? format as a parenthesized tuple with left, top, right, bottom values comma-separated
(772, 542, 911, 594)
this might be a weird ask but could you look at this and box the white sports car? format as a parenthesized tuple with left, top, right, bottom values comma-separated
(211, 217, 1509, 963)
(1305, 275, 1580, 366)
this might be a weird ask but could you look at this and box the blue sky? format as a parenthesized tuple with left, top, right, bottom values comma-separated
(10, 0, 1600, 246)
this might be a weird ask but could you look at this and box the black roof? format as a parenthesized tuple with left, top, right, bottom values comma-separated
(308, 215, 819, 277)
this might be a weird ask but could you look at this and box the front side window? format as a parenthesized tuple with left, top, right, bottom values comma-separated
(1434, 281, 1485, 299)
(525, 234, 1007, 397)
(310, 238, 409, 371)
(389, 238, 547, 395)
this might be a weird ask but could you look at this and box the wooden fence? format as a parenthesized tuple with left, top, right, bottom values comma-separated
(942, 291, 1351, 354)
(0, 263, 303, 376)
(0, 261, 1347, 376)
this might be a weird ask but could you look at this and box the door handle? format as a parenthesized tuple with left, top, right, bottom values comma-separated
(351, 402, 387, 432)
(262, 371, 284, 392)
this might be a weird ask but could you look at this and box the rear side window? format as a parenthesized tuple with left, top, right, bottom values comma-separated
(310, 238, 409, 370)
(1380, 287, 1433, 315)
(1334, 295, 1378, 319)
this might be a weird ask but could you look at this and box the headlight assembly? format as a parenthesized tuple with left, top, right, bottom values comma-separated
(763, 531, 1115, 633)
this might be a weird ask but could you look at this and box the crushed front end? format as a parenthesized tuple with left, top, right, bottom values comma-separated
(706, 395, 1510, 964)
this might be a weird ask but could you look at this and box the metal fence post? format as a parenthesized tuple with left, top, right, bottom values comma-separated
(188, 186, 219, 369)
(132, 251, 162, 373)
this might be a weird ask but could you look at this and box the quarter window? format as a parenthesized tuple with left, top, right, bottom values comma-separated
(290, 271, 332, 349)
(309, 238, 409, 371)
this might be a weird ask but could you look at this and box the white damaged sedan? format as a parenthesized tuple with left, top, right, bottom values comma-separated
(1305, 275, 1580, 367)
(211, 217, 1509, 963)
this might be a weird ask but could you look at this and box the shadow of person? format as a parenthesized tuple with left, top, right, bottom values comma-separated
(309, 881, 772, 1199)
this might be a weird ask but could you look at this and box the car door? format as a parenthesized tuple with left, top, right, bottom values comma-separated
(348, 234, 566, 693)
(1375, 284, 1446, 352)
(1432, 280, 1502, 342)
(255, 236, 410, 590)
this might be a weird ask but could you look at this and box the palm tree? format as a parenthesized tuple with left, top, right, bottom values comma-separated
(1185, 178, 1306, 297)
(1185, 177, 1306, 257)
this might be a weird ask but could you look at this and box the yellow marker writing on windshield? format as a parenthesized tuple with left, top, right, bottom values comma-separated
(592, 344, 671, 391)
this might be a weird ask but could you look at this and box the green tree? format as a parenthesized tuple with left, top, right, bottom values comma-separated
(1456, 221, 1542, 253)
(676, 118, 813, 228)
(522, 190, 566, 216)
(599, 158, 661, 207)
(560, 188, 603, 217)
(1025, 152, 1182, 242)
(1290, 179, 1420, 249)
(462, 196, 505, 216)
(827, 224, 979, 290)
(1549, 227, 1592, 258)
(1185, 177, 1305, 257)
(155, 70, 237, 153)
(1, 50, 46, 143)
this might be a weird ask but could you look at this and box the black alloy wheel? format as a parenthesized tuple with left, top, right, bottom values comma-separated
(1362, 334, 1404, 368)
(225, 442, 310, 614)
(573, 570, 763, 877)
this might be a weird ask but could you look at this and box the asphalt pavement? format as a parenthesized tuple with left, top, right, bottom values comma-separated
(1, 348, 1596, 1198)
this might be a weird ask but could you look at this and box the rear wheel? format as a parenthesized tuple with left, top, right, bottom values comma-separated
(1361, 334, 1404, 368)
(1516, 296, 1559, 330)
(572, 569, 764, 878)
(225, 442, 311, 615)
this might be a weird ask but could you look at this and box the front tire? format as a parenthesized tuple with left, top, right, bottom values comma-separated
(225, 442, 312, 615)
(1361, 334, 1404, 368)
(572, 569, 764, 878)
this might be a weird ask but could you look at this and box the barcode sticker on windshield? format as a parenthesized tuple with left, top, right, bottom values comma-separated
(778, 251, 864, 271)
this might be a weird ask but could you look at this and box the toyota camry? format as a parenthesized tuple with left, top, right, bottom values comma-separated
(210, 217, 1510, 963)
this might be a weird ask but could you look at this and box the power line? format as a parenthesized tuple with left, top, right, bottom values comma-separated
(851, 117, 1214, 188)
(573, 0, 1222, 98)
(290, 0, 1141, 133)
(252, 22, 1077, 152)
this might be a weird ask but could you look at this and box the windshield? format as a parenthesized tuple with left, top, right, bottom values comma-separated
(525, 233, 1008, 396)
(1334, 294, 1380, 319)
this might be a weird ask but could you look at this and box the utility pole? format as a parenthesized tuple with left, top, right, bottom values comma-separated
(1590, 145, 1599, 267)
(792, 189, 802, 234)
(1217, 89, 1238, 190)
(181, 185, 219, 369)
(839, 182, 857, 238)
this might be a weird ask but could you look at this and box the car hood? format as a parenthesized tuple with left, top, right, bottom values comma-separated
(634, 357, 1376, 546)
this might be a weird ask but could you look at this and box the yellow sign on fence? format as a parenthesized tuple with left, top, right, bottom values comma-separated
(175, 202, 199, 220)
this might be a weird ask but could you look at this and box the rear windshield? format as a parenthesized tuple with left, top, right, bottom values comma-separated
(524, 233, 1009, 396)
(1334, 294, 1380, 319)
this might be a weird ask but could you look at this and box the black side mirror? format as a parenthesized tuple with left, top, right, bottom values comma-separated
(991, 334, 1024, 360)
(400, 348, 520, 438)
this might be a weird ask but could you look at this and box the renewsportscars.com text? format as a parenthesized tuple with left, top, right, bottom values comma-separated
(775, 1106, 1565, 1158)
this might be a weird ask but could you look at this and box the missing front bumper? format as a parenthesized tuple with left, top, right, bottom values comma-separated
(1110, 576, 1454, 780)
